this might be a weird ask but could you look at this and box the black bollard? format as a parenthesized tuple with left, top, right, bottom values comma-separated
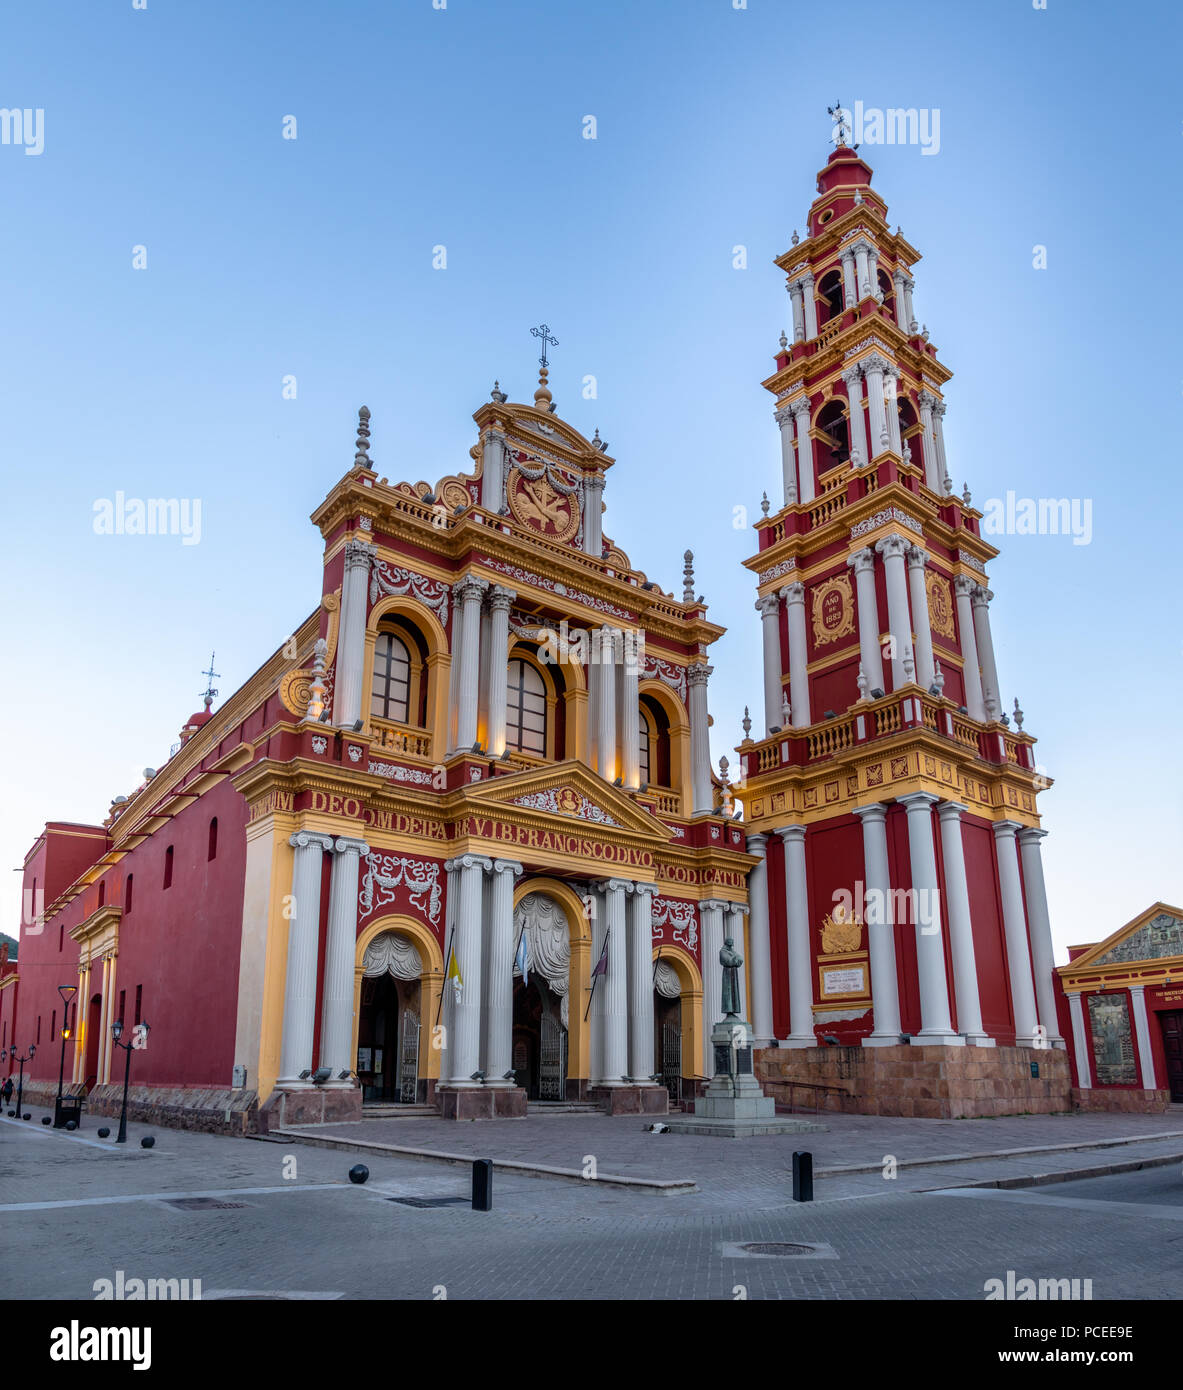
(140, 1136, 155, 1149)
(472, 1158, 493, 1211)
(348, 1164, 369, 1185)
(97, 1127, 110, 1138)
(792, 1149, 813, 1203)
(41, 1116, 51, 1125)
(65, 1121, 77, 1132)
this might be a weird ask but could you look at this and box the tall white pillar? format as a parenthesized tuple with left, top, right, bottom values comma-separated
(757, 593, 783, 733)
(277, 830, 335, 1087)
(840, 250, 857, 308)
(96, 957, 112, 1085)
(335, 539, 376, 727)
(854, 244, 871, 299)
(903, 277, 916, 331)
(454, 576, 488, 749)
(906, 546, 936, 690)
(627, 884, 656, 1082)
(776, 406, 798, 504)
(596, 628, 618, 781)
(621, 633, 641, 790)
(1129, 986, 1159, 1090)
(854, 805, 901, 1044)
(848, 547, 885, 695)
(599, 880, 631, 1083)
(971, 586, 1002, 721)
(1067, 992, 1092, 1088)
(932, 402, 950, 490)
(485, 585, 515, 758)
(801, 272, 818, 339)
(863, 354, 889, 458)
(699, 897, 727, 1068)
(688, 663, 714, 814)
(892, 270, 909, 330)
(867, 247, 880, 294)
(788, 279, 806, 342)
(843, 366, 868, 466)
(484, 859, 522, 1086)
(780, 583, 810, 727)
(1017, 828, 1066, 1047)
(993, 821, 1040, 1046)
(885, 367, 903, 455)
(448, 855, 490, 1083)
(900, 793, 963, 1045)
(954, 576, 987, 721)
(319, 836, 371, 1084)
(793, 397, 814, 503)
(778, 826, 815, 1047)
(936, 804, 991, 1045)
(481, 428, 505, 511)
(725, 903, 749, 1021)
(874, 534, 914, 689)
(745, 834, 774, 1046)
(916, 391, 941, 492)
(447, 587, 465, 753)
(583, 475, 604, 557)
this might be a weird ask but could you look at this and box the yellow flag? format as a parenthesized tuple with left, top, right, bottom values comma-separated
(447, 947, 463, 1001)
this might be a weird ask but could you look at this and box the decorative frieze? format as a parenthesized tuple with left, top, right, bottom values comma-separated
(367, 761, 435, 785)
(957, 549, 987, 574)
(512, 787, 620, 826)
(850, 507, 923, 540)
(758, 558, 797, 585)
(479, 555, 635, 622)
(652, 896, 699, 952)
(369, 558, 451, 627)
(641, 654, 688, 703)
(359, 851, 442, 926)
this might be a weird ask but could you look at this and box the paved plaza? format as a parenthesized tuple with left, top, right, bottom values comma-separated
(3, 1104, 1181, 1301)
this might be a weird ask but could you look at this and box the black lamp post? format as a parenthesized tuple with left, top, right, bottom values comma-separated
(110, 1019, 149, 1144)
(54, 984, 78, 1128)
(1, 1044, 36, 1117)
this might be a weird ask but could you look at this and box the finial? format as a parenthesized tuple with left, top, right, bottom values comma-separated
(305, 637, 328, 721)
(943, 473, 954, 495)
(742, 705, 752, 739)
(903, 649, 915, 684)
(719, 756, 733, 815)
(760, 491, 770, 517)
(533, 366, 553, 410)
(909, 318, 920, 333)
(902, 441, 912, 465)
(854, 188, 864, 205)
(1013, 697, 1024, 731)
(490, 380, 507, 404)
(827, 100, 849, 147)
(962, 481, 972, 506)
(778, 329, 789, 353)
(781, 691, 791, 725)
(880, 427, 890, 447)
(791, 229, 800, 246)
(931, 661, 945, 697)
(682, 550, 695, 604)
(200, 651, 220, 711)
(354, 406, 372, 469)
(921, 323, 930, 341)
(857, 663, 870, 702)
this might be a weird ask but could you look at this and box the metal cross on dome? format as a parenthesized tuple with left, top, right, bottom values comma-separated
(200, 651, 220, 706)
(827, 100, 852, 148)
(530, 323, 558, 371)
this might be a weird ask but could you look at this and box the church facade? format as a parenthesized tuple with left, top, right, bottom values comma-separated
(4, 146, 1096, 1128)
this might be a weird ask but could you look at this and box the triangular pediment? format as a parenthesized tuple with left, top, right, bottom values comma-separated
(462, 759, 672, 842)
(1066, 902, 1183, 971)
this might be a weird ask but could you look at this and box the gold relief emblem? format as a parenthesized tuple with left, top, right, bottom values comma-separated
(821, 902, 863, 955)
(752, 800, 765, 817)
(846, 775, 858, 796)
(926, 572, 956, 639)
(556, 787, 582, 816)
(804, 787, 818, 807)
(507, 466, 580, 543)
(772, 793, 786, 812)
(824, 781, 839, 803)
(867, 763, 883, 786)
(924, 756, 936, 774)
(810, 574, 855, 646)
(890, 756, 909, 778)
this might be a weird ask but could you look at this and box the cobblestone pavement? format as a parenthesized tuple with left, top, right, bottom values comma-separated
(2, 1106, 1181, 1301)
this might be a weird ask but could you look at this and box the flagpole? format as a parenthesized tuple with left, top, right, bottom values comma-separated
(436, 923, 456, 1027)
(584, 925, 609, 1022)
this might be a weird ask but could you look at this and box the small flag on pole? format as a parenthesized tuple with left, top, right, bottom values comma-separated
(447, 947, 463, 1003)
(591, 935, 609, 979)
(514, 931, 529, 987)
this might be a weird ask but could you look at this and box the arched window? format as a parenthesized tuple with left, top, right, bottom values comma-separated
(818, 268, 844, 324)
(506, 659, 547, 756)
(97, 881, 105, 907)
(125, 873, 134, 915)
(163, 845, 174, 890)
(816, 399, 850, 471)
(371, 631, 411, 723)
(208, 817, 218, 862)
(638, 712, 651, 786)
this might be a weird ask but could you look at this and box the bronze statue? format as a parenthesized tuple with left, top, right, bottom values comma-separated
(720, 936, 743, 1018)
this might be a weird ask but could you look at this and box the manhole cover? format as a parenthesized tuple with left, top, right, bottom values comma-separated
(386, 1196, 470, 1209)
(740, 1242, 816, 1256)
(720, 1240, 838, 1260)
(165, 1198, 250, 1212)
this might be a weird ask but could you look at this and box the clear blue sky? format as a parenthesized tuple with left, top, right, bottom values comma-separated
(3, 0, 1180, 957)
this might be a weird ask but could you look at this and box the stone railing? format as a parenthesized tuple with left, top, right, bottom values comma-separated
(370, 718, 433, 760)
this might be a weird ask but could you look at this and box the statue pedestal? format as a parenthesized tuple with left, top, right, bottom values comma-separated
(663, 1019, 826, 1139)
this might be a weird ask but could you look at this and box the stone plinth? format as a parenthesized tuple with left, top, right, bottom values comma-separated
(437, 1085, 527, 1120)
(1071, 1087, 1171, 1114)
(258, 1084, 362, 1132)
(588, 1084, 668, 1117)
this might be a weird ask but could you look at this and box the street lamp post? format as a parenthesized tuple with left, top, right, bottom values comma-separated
(54, 983, 78, 1128)
(110, 1019, 149, 1144)
(1, 1045, 36, 1118)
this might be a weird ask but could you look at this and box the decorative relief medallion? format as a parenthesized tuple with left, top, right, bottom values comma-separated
(926, 571, 955, 639)
(311, 735, 328, 755)
(652, 897, 698, 952)
(506, 454, 581, 544)
(821, 902, 863, 955)
(359, 853, 442, 926)
(513, 787, 620, 826)
(890, 756, 909, 778)
(810, 574, 855, 646)
(370, 559, 451, 627)
(368, 761, 434, 785)
(279, 592, 340, 717)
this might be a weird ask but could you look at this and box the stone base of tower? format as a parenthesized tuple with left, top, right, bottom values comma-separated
(588, 1083, 669, 1117)
(755, 1044, 1073, 1119)
(436, 1084, 528, 1120)
(258, 1084, 363, 1133)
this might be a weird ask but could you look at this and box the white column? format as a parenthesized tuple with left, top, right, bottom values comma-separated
(448, 855, 490, 1083)
(583, 475, 604, 557)
(484, 859, 522, 1086)
(840, 249, 857, 308)
(916, 391, 941, 491)
(446, 587, 465, 753)
(96, 957, 112, 1084)
(596, 628, 618, 781)
(954, 576, 987, 721)
(599, 880, 631, 1083)
(842, 366, 868, 466)
(745, 835, 774, 1046)
(854, 805, 901, 1045)
(788, 279, 806, 342)
(335, 539, 376, 727)
(900, 794, 963, 1044)
(847, 547, 885, 695)
(874, 533, 914, 689)
(794, 397, 814, 503)
(892, 270, 909, 330)
(628, 884, 656, 1082)
(778, 827, 815, 1046)
(688, 662, 714, 814)
(971, 586, 1002, 721)
(863, 354, 889, 458)
(932, 402, 950, 490)
(903, 278, 916, 331)
(481, 428, 505, 511)
(1017, 828, 1066, 1047)
(906, 546, 936, 690)
(801, 272, 818, 339)
(319, 836, 370, 1084)
(1129, 986, 1159, 1090)
(485, 585, 515, 757)
(936, 804, 991, 1045)
(780, 582, 810, 727)
(993, 822, 1040, 1046)
(757, 593, 783, 733)
(621, 632, 641, 790)
(699, 897, 727, 1067)
(854, 244, 870, 299)
(454, 576, 488, 749)
(277, 830, 335, 1087)
(867, 247, 880, 295)
(1067, 992, 1092, 1088)
(725, 903, 749, 1021)
(885, 367, 903, 455)
(775, 406, 798, 504)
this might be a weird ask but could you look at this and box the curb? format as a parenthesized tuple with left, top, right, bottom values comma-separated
(943, 1150, 1183, 1191)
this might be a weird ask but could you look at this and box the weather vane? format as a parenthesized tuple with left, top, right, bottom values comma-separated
(827, 100, 853, 148)
(530, 323, 558, 371)
(200, 651, 221, 708)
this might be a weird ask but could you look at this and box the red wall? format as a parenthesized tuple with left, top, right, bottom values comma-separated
(961, 816, 1015, 1043)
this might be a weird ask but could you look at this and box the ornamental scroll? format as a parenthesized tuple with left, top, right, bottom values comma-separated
(278, 592, 341, 717)
(369, 559, 450, 628)
(926, 571, 956, 640)
(358, 853, 442, 928)
(810, 574, 855, 646)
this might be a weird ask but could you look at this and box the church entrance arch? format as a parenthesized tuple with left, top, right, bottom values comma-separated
(512, 888, 578, 1102)
(358, 930, 423, 1103)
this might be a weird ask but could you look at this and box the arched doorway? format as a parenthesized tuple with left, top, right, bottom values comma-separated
(512, 892, 571, 1102)
(654, 957, 683, 1104)
(357, 930, 423, 1103)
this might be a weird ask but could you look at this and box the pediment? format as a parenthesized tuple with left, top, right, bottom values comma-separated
(1069, 902, 1183, 970)
(463, 760, 672, 842)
